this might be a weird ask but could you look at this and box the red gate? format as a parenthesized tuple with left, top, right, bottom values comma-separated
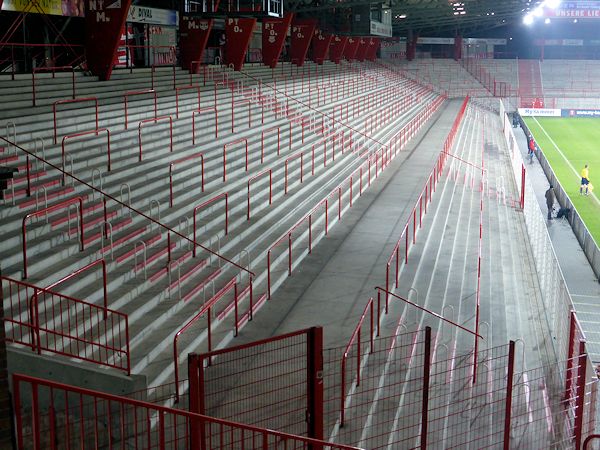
(188, 327, 324, 447)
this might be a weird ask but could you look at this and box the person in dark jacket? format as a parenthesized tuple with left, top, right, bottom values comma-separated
(545, 184, 555, 220)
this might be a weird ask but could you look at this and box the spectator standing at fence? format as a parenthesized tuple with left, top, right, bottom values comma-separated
(545, 184, 555, 220)
(527, 135, 535, 164)
(580, 164, 590, 195)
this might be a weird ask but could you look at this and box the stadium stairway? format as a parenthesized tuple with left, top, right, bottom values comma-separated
(1, 62, 442, 393)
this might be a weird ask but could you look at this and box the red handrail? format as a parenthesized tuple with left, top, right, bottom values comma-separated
(340, 297, 374, 426)
(138, 115, 173, 161)
(311, 140, 327, 175)
(192, 192, 228, 257)
(284, 152, 304, 194)
(169, 152, 205, 208)
(61, 128, 111, 184)
(53, 97, 98, 144)
(32, 66, 75, 107)
(175, 84, 201, 119)
(192, 107, 218, 144)
(44, 258, 108, 311)
(124, 89, 157, 130)
(584, 435, 600, 449)
(4, 278, 130, 374)
(223, 138, 247, 182)
(12, 373, 361, 449)
(247, 168, 272, 220)
(173, 277, 237, 401)
(232, 99, 251, 133)
(151, 62, 176, 90)
(261, 125, 281, 162)
(22, 197, 84, 279)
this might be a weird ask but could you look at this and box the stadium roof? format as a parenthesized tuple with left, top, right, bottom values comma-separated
(288, 0, 545, 35)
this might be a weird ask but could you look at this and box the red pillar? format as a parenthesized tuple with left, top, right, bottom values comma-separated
(180, 18, 213, 71)
(85, 0, 134, 81)
(262, 13, 293, 68)
(329, 35, 348, 64)
(225, 17, 257, 71)
(290, 19, 317, 66)
(454, 35, 462, 61)
(312, 30, 333, 65)
(307, 327, 324, 443)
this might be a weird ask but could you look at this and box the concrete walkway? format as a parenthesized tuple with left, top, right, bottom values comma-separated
(235, 99, 463, 348)
(515, 125, 600, 363)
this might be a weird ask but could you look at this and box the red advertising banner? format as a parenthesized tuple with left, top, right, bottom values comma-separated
(85, 0, 133, 80)
(329, 35, 347, 63)
(262, 13, 293, 68)
(180, 17, 213, 71)
(343, 37, 360, 60)
(367, 37, 379, 61)
(355, 38, 369, 61)
(290, 19, 317, 66)
(312, 30, 332, 64)
(225, 17, 257, 71)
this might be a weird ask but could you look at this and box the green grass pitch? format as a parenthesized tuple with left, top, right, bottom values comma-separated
(524, 117, 600, 245)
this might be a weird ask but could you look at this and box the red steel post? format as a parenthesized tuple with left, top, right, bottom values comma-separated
(503, 340, 516, 450)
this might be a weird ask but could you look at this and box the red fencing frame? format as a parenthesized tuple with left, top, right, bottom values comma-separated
(193, 107, 219, 144)
(22, 197, 84, 280)
(151, 62, 176, 90)
(61, 128, 111, 184)
(285, 152, 304, 194)
(53, 97, 98, 144)
(340, 297, 374, 426)
(124, 89, 157, 130)
(192, 193, 228, 257)
(138, 115, 173, 161)
(32, 66, 75, 107)
(44, 258, 108, 311)
(176, 84, 202, 119)
(2, 276, 130, 374)
(261, 125, 281, 162)
(247, 168, 272, 220)
(173, 277, 237, 402)
(12, 373, 360, 450)
(223, 138, 247, 181)
(232, 99, 252, 133)
(169, 152, 205, 208)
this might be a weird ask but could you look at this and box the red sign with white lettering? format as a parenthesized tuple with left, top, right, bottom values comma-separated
(180, 17, 213, 71)
(343, 37, 361, 60)
(225, 17, 257, 71)
(367, 38, 379, 61)
(329, 35, 347, 63)
(85, 0, 133, 80)
(262, 13, 293, 68)
(290, 19, 316, 66)
(312, 30, 332, 64)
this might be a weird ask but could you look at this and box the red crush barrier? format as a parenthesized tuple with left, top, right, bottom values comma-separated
(53, 97, 98, 144)
(123, 89, 157, 130)
(192, 193, 228, 257)
(138, 115, 173, 161)
(169, 152, 205, 208)
(32, 66, 75, 107)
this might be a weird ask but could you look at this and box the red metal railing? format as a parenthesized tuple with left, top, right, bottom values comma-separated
(32, 66, 75, 106)
(151, 62, 176, 90)
(284, 152, 304, 194)
(232, 99, 252, 133)
(12, 373, 360, 450)
(340, 297, 374, 426)
(222, 138, 247, 181)
(22, 197, 84, 280)
(175, 84, 201, 119)
(192, 106, 218, 143)
(169, 152, 205, 208)
(53, 97, 98, 144)
(193, 193, 228, 257)
(247, 168, 272, 220)
(138, 115, 173, 161)
(173, 277, 237, 401)
(261, 125, 281, 162)
(61, 128, 111, 184)
(584, 435, 600, 449)
(124, 89, 157, 130)
(45, 258, 108, 311)
(3, 277, 130, 374)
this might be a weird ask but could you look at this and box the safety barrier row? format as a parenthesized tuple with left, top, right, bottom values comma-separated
(32, 66, 75, 107)
(12, 373, 359, 450)
(2, 276, 130, 374)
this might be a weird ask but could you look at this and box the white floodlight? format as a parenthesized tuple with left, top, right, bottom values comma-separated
(533, 6, 543, 16)
(544, 17, 551, 24)
(523, 14, 534, 25)
(545, 0, 561, 9)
